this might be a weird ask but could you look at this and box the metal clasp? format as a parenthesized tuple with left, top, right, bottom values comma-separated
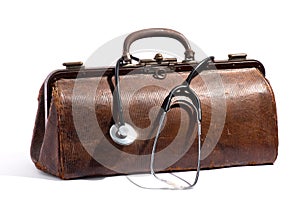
(139, 53, 177, 66)
(141, 53, 176, 79)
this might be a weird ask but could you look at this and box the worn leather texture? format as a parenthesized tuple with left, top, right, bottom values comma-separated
(31, 63, 278, 179)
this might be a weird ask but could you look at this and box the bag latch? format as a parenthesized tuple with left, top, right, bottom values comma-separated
(140, 53, 176, 79)
(138, 53, 177, 66)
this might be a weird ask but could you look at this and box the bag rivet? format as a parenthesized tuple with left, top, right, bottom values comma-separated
(154, 53, 163, 63)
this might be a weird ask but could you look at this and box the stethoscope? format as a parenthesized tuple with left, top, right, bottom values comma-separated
(110, 56, 214, 189)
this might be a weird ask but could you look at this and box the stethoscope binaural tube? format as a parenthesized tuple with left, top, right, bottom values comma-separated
(150, 86, 202, 189)
(150, 56, 214, 189)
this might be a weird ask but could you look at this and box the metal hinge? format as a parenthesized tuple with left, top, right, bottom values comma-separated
(228, 53, 247, 61)
(62, 61, 84, 69)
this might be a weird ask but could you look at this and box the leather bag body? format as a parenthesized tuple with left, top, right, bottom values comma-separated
(31, 55, 278, 179)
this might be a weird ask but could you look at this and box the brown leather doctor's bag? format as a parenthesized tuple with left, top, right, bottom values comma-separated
(31, 28, 278, 183)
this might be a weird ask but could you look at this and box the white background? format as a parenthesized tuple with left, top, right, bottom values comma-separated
(0, 0, 299, 203)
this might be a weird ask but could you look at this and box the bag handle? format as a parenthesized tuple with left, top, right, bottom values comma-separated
(122, 28, 195, 62)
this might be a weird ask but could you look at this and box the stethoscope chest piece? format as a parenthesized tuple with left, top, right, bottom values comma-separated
(109, 123, 138, 146)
